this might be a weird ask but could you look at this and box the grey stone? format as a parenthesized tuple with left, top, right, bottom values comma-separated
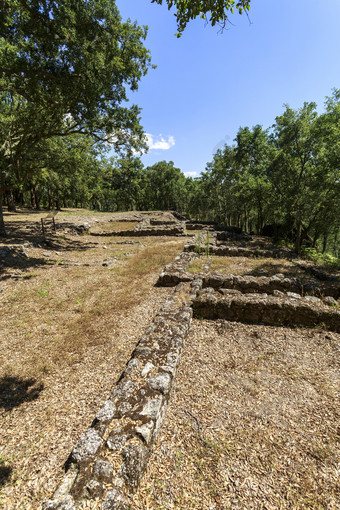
(95, 400, 116, 423)
(71, 428, 102, 463)
(117, 401, 133, 416)
(113, 380, 136, 400)
(93, 460, 114, 481)
(141, 362, 155, 378)
(134, 346, 152, 357)
(124, 358, 141, 375)
(136, 421, 155, 445)
(323, 296, 338, 306)
(120, 443, 150, 490)
(102, 488, 130, 510)
(273, 290, 285, 297)
(42, 496, 76, 510)
(286, 292, 301, 299)
(140, 396, 163, 420)
(219, 288, 241, 296)
(83, 479, 103, 498)
(166, 352, 178, 367)
(304, 296, 321, 304)
(107, 432, 128, 451)
(147, 373, 171, 394)
(160, 365, 176, 376)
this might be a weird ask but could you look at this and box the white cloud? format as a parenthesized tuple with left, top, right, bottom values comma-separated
(146, 133, 175, 150)
(184, 171, 198, 177)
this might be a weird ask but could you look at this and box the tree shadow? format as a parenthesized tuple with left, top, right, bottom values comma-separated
(0, 463, 13, 488)
(0, 376, 44, 411)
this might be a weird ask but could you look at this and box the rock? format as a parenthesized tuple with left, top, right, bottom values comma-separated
(140, 396, 163, 420)
(147, 373, 171, 394)
(42, 496, 76, 510)
(136, 421, 155, 445)
(113, 380, 136, 400)
(70, 428, 102, 463)
(106, 430, 128, 452)
(304, 296, 321, 304)
(219, 289, 241, 296)
(323, 296, 338, 306)
(120, 443, 151, 490)
(117, 401, 133, 417)
(286, 292, 301, 299)
(95, 399, 116, 423)
(141, 362, 155, 378)
(75, 222, 90, 234)
(102, 488, 130, 510)
(273, 290, 285, 297)
(93, 460, 113, 481)
(124, 358, 141, 375)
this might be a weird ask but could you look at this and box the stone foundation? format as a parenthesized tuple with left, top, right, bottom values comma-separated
(192, 288, 340, 332)
(43, 284, 193, 510)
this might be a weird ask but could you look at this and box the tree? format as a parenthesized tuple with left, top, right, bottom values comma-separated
(152, 0, 251, 35)
(0, 0, 152, 234)
(144, 161, 187, 210)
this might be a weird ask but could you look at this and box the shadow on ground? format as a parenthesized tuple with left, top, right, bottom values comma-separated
(0, 464, 12, 488)
(0, 376, 44, 411)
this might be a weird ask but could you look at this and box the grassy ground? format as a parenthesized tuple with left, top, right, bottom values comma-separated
(187, 255, 309, 279)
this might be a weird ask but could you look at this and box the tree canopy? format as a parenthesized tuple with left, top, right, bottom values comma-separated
(0, 0, 153, 233)
(152, 0, 251, 35)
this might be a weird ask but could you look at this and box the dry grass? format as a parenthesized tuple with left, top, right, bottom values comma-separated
(134, 320, 340, 509)
(188, 256, 309, 279)
(0, 210, 185, 509)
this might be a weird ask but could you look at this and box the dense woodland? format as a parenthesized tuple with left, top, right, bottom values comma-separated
(0, 1, 339, 259)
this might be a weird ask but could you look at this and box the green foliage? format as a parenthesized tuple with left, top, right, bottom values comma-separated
(152, 0, 251, 36)
(0, 0, 153, 233)
(193, 90, 340, 256)
(300, 247, 340, 269)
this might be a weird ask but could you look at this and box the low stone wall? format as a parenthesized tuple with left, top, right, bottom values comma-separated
(149, 219, 177, 226)
(192, 289, 340, 332)
(204, 273, 340, 300)
(184, 242, 297, 260)
(92, 226, 186, 237)
(43, 284, 193, 510)
(157, 251, 196, 287)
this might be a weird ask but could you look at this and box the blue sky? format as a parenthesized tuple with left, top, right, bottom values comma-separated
(115, 0, 340, 177)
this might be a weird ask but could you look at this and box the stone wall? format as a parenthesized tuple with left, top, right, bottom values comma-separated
(43, 284, 193, 510)
(192, 288, 340, 332)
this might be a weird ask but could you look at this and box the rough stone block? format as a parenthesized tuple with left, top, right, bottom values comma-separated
(70, 429, 102, 463)
(120, 443, 151, 490)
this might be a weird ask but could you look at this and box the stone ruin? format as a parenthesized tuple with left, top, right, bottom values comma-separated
(43, 222, 339, 509)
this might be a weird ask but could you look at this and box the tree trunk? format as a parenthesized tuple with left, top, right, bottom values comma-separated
(56, 196, 61, 211)
(322, 233, 328, 254)
(47, 188, 53, 210)
(295, 219, 302, 254)
(19, 191, 25, 207)
(30, 185, 36, 209)
(0, 192, 6, 236)
(7, 189, 16, 212)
